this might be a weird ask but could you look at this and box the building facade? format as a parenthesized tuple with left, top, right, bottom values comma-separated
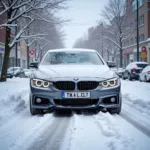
(123, 0, 150, 67)
(0, 4, 27, 70)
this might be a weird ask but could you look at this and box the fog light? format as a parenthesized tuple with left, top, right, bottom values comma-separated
(110, 97, 116, 103)
(36, 98, 42, 103)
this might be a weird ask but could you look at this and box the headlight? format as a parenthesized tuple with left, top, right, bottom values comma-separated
(99, 78, 119, 88)
(31, 79, 53, 88)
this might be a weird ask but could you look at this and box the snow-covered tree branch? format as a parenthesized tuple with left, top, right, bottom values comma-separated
(0, 0, 68, 82)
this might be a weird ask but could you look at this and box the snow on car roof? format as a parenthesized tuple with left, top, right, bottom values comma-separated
(48, 48, 97, 53)
(132, 62, 148, 64)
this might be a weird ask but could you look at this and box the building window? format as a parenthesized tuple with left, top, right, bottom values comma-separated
(141, 34, 145, 41)
(132, 0, 145, 12)
(141, 15, 144, 25)
(140, 0, 145, 6)
(139, 15, 144, 26)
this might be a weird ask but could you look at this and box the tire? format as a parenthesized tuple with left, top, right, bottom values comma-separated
(139, 76, 142, 82)
(128, 73, 132, 81)
(19, 73, 24, 78)
(30, 96, 43, 115)
(108, 105, 121, 114)
(145, 76, 147, 82)
(122, 73, 125, 80)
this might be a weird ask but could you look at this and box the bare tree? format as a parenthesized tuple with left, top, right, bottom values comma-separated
(0, 0, 67, 82)
(102, 0, 134, 67)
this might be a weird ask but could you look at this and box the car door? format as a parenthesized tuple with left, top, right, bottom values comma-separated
(140, 68, 145, 81)
(124, 64, 131, 78)
(141, 67, 148, 81)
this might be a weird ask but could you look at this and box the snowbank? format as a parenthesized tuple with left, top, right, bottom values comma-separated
(121, 80, 150, 115)
(0, 78, 30, 125)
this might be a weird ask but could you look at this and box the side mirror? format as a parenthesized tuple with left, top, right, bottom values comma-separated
(107, 61, 116, 68)
(29, 62, 39, 68)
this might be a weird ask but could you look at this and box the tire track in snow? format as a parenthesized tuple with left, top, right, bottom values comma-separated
(28, 113, 72, 150)
(61, 112, 133, 150)
(0, 112, 55, 150)
(94, 112, 136, 150)
(120, 110, 150, 137)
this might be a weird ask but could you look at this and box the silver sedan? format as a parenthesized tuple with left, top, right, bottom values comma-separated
(29, 48, 122, 115)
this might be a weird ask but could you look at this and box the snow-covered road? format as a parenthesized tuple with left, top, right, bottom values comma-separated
(0, 78, 150, 150)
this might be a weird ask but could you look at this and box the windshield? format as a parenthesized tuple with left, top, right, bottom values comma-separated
(42, 51, 103, 65)
(24, 69, 30, 72)
(136, 64, 148, 68)
(7, 67, 19, 72)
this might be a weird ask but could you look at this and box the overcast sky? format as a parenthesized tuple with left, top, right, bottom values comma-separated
(60, 0, 109, 48)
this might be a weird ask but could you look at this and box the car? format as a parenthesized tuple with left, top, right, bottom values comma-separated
(116, 68, 125, 78)
(139, 65, 150, 82)
(23, 69, 34, 78)
(122, 62, 148, 81)
(7, 67, 25, 78)
(29, 48, 122, 115)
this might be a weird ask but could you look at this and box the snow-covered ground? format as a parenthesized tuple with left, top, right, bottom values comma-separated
(0, 78, 150, 150)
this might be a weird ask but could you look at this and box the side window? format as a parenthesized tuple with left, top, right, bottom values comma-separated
(126, 64, 131, 69)
(143, 67, 148, 72)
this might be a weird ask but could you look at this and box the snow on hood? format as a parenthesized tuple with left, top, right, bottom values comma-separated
(34, 65, 115, 80)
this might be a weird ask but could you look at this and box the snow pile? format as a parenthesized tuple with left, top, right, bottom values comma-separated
(121, 80, 150, 115)
(0, 78, 30, 125)
(94, 113, 135, 150)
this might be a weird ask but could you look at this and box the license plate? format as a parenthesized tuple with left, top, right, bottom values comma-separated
(62, 92, 90, 99)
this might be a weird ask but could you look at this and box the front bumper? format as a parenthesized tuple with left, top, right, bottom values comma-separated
(30, 84, 121, 110)
(7, 74, 13, 78)
(131, 73, 139, 79)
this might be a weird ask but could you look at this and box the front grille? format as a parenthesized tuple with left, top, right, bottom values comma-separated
(77, 81, 99, 90)
(54, 99, 98, 107)
(53, 81, 75, 91)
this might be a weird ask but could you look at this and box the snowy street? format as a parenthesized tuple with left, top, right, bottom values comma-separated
(0, 78, 150, 150)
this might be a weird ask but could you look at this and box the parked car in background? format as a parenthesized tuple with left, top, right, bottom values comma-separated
(122, 62, 148, 80)
(139, 65, 150, 82)
(24, 69, 34, 78)
(7, 67, 25, 78)
(116, 68, 124, 78)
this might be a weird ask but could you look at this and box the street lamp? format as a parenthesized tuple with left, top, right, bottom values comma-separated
(136, 0, 139, 61)
(13, 22, 18, 66)
(100, 22, 104, 57)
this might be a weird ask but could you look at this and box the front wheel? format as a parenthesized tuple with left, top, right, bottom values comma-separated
(139, 76, 142, 82)
(30, 97, 43, 115)
(108, 106, 121, 114)
(145, 76, 148, 82)
(122, 73, 125, 80)
(128, 74, 132, 81)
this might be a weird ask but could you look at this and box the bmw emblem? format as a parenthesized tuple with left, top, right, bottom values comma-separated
(74, 77, 79, 81)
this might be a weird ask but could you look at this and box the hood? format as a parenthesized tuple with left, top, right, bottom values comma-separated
(34, 65, 115, 80)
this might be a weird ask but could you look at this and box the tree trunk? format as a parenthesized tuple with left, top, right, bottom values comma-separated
(120, 38, 123, 68)
(0, 26, 11, 82)
(120, 47, 123, 68)
(27, 44, 29, 69)
(107, 50, 109, 61)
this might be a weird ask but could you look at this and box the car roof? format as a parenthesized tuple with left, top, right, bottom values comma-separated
(132, 62, 148, 64)
(47, 48, 97, 53)
(8, 67, 20, 69)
